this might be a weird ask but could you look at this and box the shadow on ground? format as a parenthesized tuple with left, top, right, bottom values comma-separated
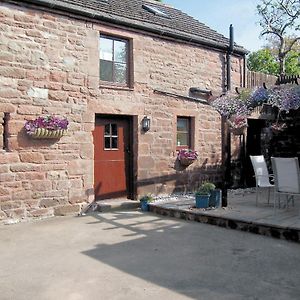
(81, 211, 300, 300)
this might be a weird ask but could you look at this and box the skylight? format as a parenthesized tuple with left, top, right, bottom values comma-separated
(142, 4, 170, 18)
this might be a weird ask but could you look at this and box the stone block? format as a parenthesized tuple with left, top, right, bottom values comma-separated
(0, 187, 9, 197)
(0, 88, 22, 98)
(18, 105, 43, 115)
(29, 208, 52, 218)
(10, 163, 40, 172)
(49, 70, 66, 82)
(54, 204, 80, 216)
(27, 87, 48, 99)
(31, 180, 52, 192)
(48, 90, 68, 101)
(0, 66, 26, 79)
(19, 152, 44, 163)
(12, 190, 31, 201)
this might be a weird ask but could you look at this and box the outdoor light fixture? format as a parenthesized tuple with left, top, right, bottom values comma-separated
(142, 116, 151, 132)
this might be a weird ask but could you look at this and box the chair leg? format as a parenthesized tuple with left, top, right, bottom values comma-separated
(255, 185, 258, 206)
(274, 192, 276, 214)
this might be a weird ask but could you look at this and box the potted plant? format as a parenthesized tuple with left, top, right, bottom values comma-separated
(209, 188, 222, 208)
(177, 149, 198, 166)
(24, 115, 69, 139)
(139, 195, 154, 212)
(195, 182, 215, 208)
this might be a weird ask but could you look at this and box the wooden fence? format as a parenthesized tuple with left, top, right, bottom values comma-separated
(246, 71, 277, 88)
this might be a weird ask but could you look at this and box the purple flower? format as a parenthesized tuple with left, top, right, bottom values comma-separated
(177, 149, 198, 161)
(24, 115, 69, 134)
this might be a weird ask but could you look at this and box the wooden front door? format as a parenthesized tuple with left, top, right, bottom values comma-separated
(93, 116, 131, 200)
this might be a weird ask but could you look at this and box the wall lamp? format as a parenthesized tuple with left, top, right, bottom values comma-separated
(142, 116, 151, 132)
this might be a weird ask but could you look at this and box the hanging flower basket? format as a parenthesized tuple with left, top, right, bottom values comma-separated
(229, 125, 247, 136)
(270, 123, 287, 134)
(30, 128, 66, 139)
(177, 149, 198, 166)
(25, 115, 68, 139)
(179, 157, 196, 166)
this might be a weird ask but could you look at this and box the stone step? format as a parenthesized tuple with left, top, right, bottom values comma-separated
(84, 199, 140, 213)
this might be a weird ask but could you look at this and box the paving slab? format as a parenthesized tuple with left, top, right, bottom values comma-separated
(150, 189, 300, 242)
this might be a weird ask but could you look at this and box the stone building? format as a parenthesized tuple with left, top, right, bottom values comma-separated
(0, 0, 247, 222)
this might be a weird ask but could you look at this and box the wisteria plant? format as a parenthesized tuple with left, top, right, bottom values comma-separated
(211, 85, 300, 131)
(24, 115, 69, 135)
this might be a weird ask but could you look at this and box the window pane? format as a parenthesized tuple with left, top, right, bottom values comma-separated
(111, 124, 117, 136)
(104, 137, 110, 149)
(100, 37, 113, 61)
(104, 124, 110, 135)
(114, 63, 127, 84)
(177, 133, 189, 146)
(111, 137, 118, 149)
(100, 60, 113, 82)
(177, 118, 189, 132)
(114, 40, 127, 63)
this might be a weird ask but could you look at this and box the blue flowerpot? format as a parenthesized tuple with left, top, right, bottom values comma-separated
(195, 194, 210, 208)
(209, 189, 222, 207)
(140, 200, 149, 212)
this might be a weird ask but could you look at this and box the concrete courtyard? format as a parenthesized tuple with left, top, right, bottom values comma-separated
(1, 211, 300, 300)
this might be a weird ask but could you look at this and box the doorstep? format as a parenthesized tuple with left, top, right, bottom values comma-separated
(84, 199, 140, 213)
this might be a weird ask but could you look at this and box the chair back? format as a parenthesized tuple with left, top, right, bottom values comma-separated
(271, 157, 300, 193)
(250, 155, 271, 186)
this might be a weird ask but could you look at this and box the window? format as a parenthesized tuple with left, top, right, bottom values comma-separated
(1, 112, 9, 151)
(99, 35, 130, 86)
(177, 117, 191, 148)
(142, 4, 170, 18)
(104, 123, 118, 150)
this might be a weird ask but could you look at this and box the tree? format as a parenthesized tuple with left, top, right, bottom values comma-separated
(247, 47, 300, 75)
(257, 0, 300, 75)
(247, 48, 279, 75)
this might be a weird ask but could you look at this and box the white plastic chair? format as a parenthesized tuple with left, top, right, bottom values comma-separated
(271, 157, 300, 213)
(250, 155, 274, 206)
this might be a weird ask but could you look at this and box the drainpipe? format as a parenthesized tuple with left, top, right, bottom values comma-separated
(226, 24, 234, 91)
(222, 24, 234, 207)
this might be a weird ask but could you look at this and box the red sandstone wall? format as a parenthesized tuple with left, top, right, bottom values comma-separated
(0, 2, 244, 222)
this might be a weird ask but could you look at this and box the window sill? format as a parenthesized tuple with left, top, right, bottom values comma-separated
(99, 83, 134, 92)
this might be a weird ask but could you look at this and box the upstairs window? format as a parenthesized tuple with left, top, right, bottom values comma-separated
(177, 117, 191, 149)
(142, 4, 170, 18)
(99, 35, 131, 86)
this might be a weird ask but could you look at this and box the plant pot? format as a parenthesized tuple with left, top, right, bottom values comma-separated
(209, 189, 222, 207)
(140, 200, 150, 212)
(179, 157, 196, 166)
(195, 194, 210, 208)
(30, 128, 66, 139)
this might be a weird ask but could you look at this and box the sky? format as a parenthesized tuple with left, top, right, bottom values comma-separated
(165, 0, 268, 52)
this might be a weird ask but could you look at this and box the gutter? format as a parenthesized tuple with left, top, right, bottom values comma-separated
(7, 0, 248, 55)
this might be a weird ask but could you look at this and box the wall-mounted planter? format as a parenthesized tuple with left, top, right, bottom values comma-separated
(30, 128, 66, 139)
(179, 157, 196, 166)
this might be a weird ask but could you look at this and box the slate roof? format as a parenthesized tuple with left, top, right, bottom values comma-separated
(13, 0, 247, 54)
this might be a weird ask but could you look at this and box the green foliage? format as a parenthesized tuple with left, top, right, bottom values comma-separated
(247, 48, 300, 76)
(195, 182, 216, 196)
(139, 195, 154, 202)
(256, 0, 300, 75)
(285, 50, 300, 75)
